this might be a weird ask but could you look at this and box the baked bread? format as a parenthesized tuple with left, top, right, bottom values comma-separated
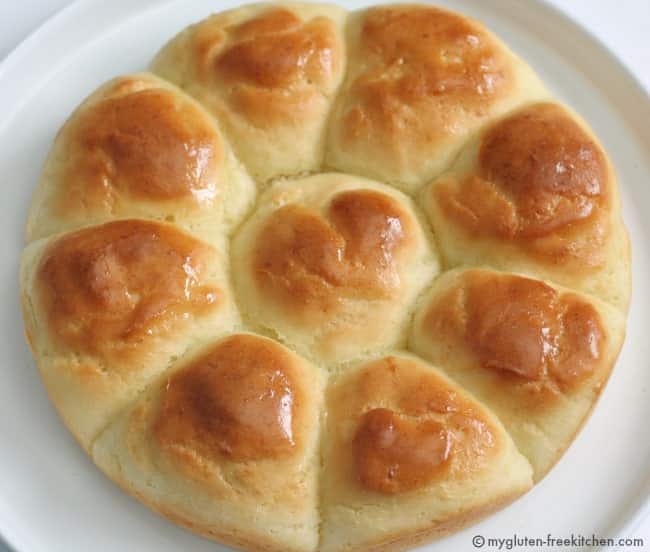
(325, 4, 548, 193)
(409, 268, 626, 481)
(92, 333, 325, 552)
(421, 102, 630, 310)
(231, 172, 439, 364)
(26, 72, 255, 245)
(320, 354, 532, 551)
(19, 2, 631, 551)
(20, 219, 239, 448)
(151, 3, 347, 182)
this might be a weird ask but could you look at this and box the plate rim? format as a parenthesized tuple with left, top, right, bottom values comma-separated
(0, 0, 648, 550)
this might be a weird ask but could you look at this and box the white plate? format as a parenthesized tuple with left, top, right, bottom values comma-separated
(1, 0, 649, 551)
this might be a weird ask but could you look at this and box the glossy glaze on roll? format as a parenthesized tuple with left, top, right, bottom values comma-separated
(410, 268, 626, 479)
(152, 3, 347, 182)
(92, 334, 325, 552)
(20, 219, 239, 447)
(27, 73, 255, 244)
(320, 354, 532, 551)
(232, 172, 438, 363)
(326, 4, 548, 192)
(19, 3, 630, 552)
(423, 102, 630, 310)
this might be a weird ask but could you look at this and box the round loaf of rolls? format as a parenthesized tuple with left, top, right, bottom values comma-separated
(20, 3, 631, 552)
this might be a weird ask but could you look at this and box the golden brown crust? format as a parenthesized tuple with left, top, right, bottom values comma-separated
(21, 3, 631, 551)
(232, 173, 439, 364)
(211, 9, 339, 125)
(478, 103, 607, 236)
(342, 5, 512, 134)
(36, 219, 221, 359)
(253, 189, 413, 313)
(434, 102, 611, 267)
(26, 72, 257, 244)
(353, 407, 452, 494)
(154, 334, 302, 463)
(326, 4, 546, 190)
(90, 332, 324, 552)
(422, 270, 606, 405)
(409, 267, 626, 481)
(198, 7, 342, 128)
(329, 356, 502, 491)
(151, 4, 347, 181)
(320, 353, 533, 551)
(59, 85, 222, 212)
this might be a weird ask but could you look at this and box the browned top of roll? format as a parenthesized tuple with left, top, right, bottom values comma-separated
(435, 103, 610, 265)
(423, 270, 606, 399)
(335, 5, 513, 163)
(194, 6, 343, 127)
(36, 220, 220, 358)
(353, 407, 452, 494)
(253, 189, 414, 312)
(330, 356, 499, 495)
(154, 334, 304, 462)
(60, 82, 223, 213)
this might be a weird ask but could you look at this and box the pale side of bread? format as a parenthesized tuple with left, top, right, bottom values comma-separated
(92, 333, 326, 552)
(151, 3, 348, 183)
(20, 220, 241, 449)
(26, 72, 256, 245)
(231, 172, 439, 366)
(325, 4, 549, 194)
(409, 267, 627, 480)
(421, 101, 631, 312)
(320, 353, 533, 552)
(18, 3, 632, 552)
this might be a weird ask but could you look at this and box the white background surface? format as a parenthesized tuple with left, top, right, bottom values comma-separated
(0, 1, 648, 551)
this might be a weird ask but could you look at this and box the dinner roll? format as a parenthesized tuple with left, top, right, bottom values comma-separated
(422, 102, 630, 311)
(409, 268, 626, 480)
(92, 333, 325, 552)
(151, 3, 347, 182)
(18, 3, 632, 550)
(232, 173, 439, 364)
(20, 219, 240, 448)
(325, 4, 548, 193)
(26, 73, 255, 244)
(320, 353, 533, 551)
